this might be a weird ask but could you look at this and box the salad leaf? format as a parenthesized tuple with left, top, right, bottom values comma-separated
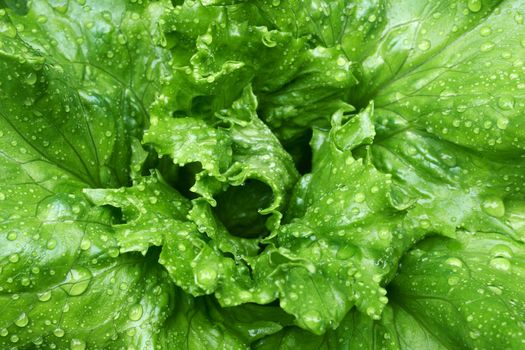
(2, 0, 525, 349)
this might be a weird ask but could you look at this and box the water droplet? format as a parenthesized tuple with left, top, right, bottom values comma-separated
(480, 41, 495, 52)
(496, 118, 509, 130)
(334, 70, 347, 82)
(9, 254, 19, 263)
(10, 335, 18, 343)
(46, 238, 57, 250)
(0, 22, 17, 38)
(80, 238, 91, 250)
(490, 244, 513, 258)
(38, 291, 52, 302)
(200, 33, 212, 45)
(76, 0, 86, 5)
(128, 304, 143, 321)
(196, 267, 218, 289)
(488, 285, 503, 295)
(53, 328, 65, 338)
(469, 330, 481, 339)
(302, 310, 323, 330)
(6, 232, 17, 241)
(61, 267, 92, 296)
(336, 245, 356, 260)
(14, 313, 29, 327)
(489, 257, 511, 271)
(479, 26, 492, 36)
(272, 0, 280, 6)
(418, 39, 431, 51)
(367, 14, 377, 22)
(445, 257, 463, 268)
(117, 34, 127, 45)
(0, 328, 7, 337)
(481, 196, 505, 217)
(497, 96, 514, 110)
(354, 193, 365, 203)
(70, 338, 86, 350)
(0, 193, 5, 201)
(467, 0, 482, 13)
(515, 13, 524, 24)
(37, 15, 48, 24)
(24, 72, 38, 85)
(448, 276, 460, 286)
(336, 56, 347, 67)
(108, 247, 120, 258)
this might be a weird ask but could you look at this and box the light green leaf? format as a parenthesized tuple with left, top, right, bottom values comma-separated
(390, 232, 525, 349)
(0, 9, 174, 347)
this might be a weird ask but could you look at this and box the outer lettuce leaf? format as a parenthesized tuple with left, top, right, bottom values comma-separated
(253, 304, 446, 350)
(0, 10, 174, 348)
(6, 0, 172, 134)
(159, 290, 293, 349)
(389, 232, 525, 349)
(255, 232, 525, 349)
(360, 0, 525, 240)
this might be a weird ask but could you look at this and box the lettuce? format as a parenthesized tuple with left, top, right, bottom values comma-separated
(1, 0, 524, 349)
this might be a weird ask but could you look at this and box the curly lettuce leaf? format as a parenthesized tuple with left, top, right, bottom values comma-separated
(156, 0, 357, 141)
(250, 119, 423, 334)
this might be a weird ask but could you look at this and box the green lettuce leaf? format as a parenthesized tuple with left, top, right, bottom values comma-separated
(0, 3, 175, 347)
(255, 231, 525, 349)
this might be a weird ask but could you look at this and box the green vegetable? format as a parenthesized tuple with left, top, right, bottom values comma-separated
(1, 0, 524, 349)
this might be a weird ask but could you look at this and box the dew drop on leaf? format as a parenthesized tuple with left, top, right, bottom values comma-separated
(445, 257, 463, 268)
(336, 245, 356, 260)
(38, 291, 52, 302)
(490, 244, 513, 258)
(480, 41, 495, 52)
(196, 267, 218, 290)
(417, 39, 431, 51)
(479, 26, 492, 36)
(14, 313, 29, 327)
(46, 238, 57, 250)
(53, 328, 65, 338)
(302, 310, 323, 330)
(481, 196, 505, 217)
(61, 267, 93, 296)
(497, 96, 514, 110)
(80, 238, 91, 250)
(70, 338, 86, 350)
(128, 304, 143, 321)
(448, 276, 460, 286)
(489, 257, 511, 271)
(467, 0, 482, 13)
